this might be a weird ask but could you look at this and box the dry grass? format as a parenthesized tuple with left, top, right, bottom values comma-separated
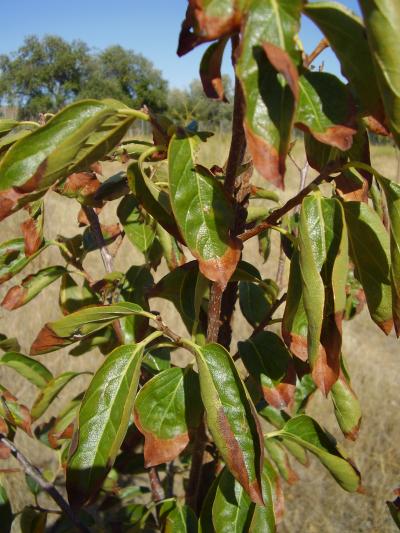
(0, 136, 399, 532)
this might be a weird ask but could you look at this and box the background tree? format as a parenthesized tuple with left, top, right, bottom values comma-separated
(0, 37, 169, 119)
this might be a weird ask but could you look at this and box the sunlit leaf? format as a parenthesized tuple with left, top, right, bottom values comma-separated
(0, 352, 53, 389)
(0, 238, 48, 285)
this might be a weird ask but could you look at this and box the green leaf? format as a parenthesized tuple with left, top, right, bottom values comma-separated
(134, 367, 202, 466)
(1, 266, 66, 310)
(31, 371, 85, 420)
(258, 228, 272, 263)
(0, 477, 13, 533)
(67, 343, 145, 507)
(151, 261, 208, 339)
(249, 458, 281, 531)
(168, 133, 240, 288)
(0, 119, 20, 136)
(0, 238, 48, 285)
(296, 70, 356, 150)
(127, 161, 183, 243)
(343, 201, 393, 333)
(212, 467, 253, 533)
(298, 194, 348, 394)
(387, 492, 400, 529)
(238, 331, 295, 410)
(68, 102, 137, 173)
(0, 100, 117, 192)
(59, 273, 99, 315)
(0, 352, 53, 388)
(304, 1, 385, 124)
(0, 334, 20, 353)
(236, 0, 302, 187)
(359, 0, 400, 146)
(117, 194, 155, 253)
(30, 302, 147, 355)
(164, 503, 198, 533)
(156, 224, 186, 271)
(330, 356, 361, 440)
(271, 414, 361, 492)
(282, 251, 308, 361)
(374, 174, 400, 335)
(264, 438, 298, 484)
(238, 279, 278, 328)
(193, 342, 264, 504)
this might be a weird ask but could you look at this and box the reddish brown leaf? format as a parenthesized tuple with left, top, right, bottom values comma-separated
(30, 324, 69, 355)
(134, 415, 190, 467)
(282, 332, 309, 362)
(262, 43, 300, 101)
(188, 0, 242, 40)
(244, 125, 285, 189)
(21, 217, 42, 256)
(0, 418, 11, 459)
(262, 363, 296, 412)
(217, 406, 264, 505)
(48, 423, 74, 449)
(197, 238, 241, 290)
(335, 172, 369, 203)
(363, 115, 390, 137)
(312, 312, 342, 395)
(200, 37, 229, 101)
(59, 172, 102, 206)
(0, 189, 25, 221)
(0, 389, 32, 436)
(1, 286, 27, 310)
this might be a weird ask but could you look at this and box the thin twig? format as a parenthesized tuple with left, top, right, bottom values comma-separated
(148, 467, 164, 502)
(304, 38, 329, 68)
(0, 434, 89, 533)
(206, 284, 224, 343)
(238, 162, 340, 242)
(82, 206, 113, 274)
(275, 245, 286, 289)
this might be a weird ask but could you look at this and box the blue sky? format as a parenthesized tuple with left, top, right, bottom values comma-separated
(1, 0, 361, 89)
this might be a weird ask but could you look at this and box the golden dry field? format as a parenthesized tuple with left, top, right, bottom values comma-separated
(0, 135, 399, 532)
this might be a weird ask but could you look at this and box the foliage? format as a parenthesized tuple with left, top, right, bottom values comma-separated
(0, 1, 399, 531)
(0, 36, 168, 119)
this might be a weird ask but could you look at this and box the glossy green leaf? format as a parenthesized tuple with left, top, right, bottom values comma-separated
(117, 194, 155, 253)
(212, 467, 253, 533)
(199, 473, 221, 533)
(0, 119, 20, 136)
(31, 371, 85, 420)
(304, 1, 385, 123)
(343, 201, 393, 333)
(271, 415, 361, 492)
(296, 70, 356, 150)
(0, 352, 53, 389)
(156, 223, 186, 271)
(0, 385, 32, 435)
(304, 132, 344, 172)
(0, 100, 116, 192)
(134, 367, 202, 466)
(299, 194, 348, 394)
(168, 133, 240, 288)
(164, 503, 198, 533)
(239, 279, 278, 328)
(30, 302, 147, 355)
(238, 331, 295, 410)
(331, 356, 361, 440)
(67, 343, 145, 507)
(236, 0, 302, 188)
(127, 161, 183, 242)
(193, 342, 264, 504)
(0, 238, 48, 285)
(359, 0, 400, 146)
(2, 266, 65, 310)
(0, 478, 13, 533)
(374, 174, 400, 335)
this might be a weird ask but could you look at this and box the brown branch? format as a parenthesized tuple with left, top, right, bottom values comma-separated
(186, 419, 207, 513)
(238, 162, 340, 242)
(0, 434, 89, 533)
(82, 206, 113, 274)
(148, 467, 164, 502)
(304, 38, 329, 68)
(207, 284, 224, 343)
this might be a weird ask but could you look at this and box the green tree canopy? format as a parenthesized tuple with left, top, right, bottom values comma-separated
(0, 36, 169, 119)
